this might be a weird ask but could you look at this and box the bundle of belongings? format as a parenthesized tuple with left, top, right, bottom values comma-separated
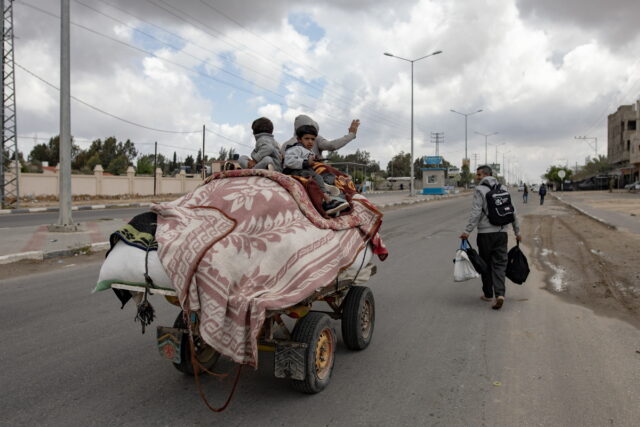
(95, 169, 388, 367)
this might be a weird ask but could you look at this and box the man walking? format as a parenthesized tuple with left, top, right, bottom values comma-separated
(460, 165, 522, 310)
(522, 183, 528, 203)
(539, 183, 547, 205)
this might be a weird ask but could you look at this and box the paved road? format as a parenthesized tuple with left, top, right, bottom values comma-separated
(2, 198, 639, 425)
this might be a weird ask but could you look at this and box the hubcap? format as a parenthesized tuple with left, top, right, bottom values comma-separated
(315, 328, 334, 380)
(360, 300, 372, 340)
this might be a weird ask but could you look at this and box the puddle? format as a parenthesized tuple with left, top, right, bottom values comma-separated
(540, 248, 556, 257)
(543, 261, 567, 292)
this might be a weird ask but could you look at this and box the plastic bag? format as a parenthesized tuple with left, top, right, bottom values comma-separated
(453, 246, 481, 282)
(506, 241, 530, 284)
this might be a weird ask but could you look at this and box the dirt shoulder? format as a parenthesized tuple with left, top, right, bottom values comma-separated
(522, 199, 640, 329)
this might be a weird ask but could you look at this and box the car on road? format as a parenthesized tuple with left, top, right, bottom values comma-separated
(624, 180, 640, 191)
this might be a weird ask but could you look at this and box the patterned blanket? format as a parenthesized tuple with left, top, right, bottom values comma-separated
(151, 169, 387, 367)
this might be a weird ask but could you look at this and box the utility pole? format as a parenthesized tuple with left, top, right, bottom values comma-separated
(472, 153, 479, 171)
(153, 141, 157, 196)
(430, 132, 444, 157)
(50, 0, 76, 231)
(1, 0, 19, 209)
(201, 124, 206, 179)
(574, 136, 598, 159)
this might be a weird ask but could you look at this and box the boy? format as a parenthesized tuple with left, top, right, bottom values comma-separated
(284, 124, 349, 216)
(238, 117, 282, 171)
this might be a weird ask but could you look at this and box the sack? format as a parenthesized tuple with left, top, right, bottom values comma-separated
(453, 249, 481, 282)
(482, 183, 515, 226)
(506, 242, 530, 284)
(462, 239, 488, 275)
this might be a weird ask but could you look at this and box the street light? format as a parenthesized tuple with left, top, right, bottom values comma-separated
(384, 50, 443, 196)
(450, 108, 483, 161)
(474, 131, 499, 165)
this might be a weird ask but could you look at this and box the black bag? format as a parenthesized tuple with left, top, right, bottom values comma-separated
(462, 239, 488, 275)
(482, 183, 515, 226)
(506, 242, 529, 284)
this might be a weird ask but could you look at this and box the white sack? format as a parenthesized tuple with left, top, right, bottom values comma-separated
(453, 249, 480, 282)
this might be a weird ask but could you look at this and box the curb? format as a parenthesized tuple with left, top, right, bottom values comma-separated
(551, 194, 618, 230)
(0, 193, 470, 265)
(0, 202, 153, 215)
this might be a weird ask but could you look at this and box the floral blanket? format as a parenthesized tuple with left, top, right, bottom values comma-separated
(151, 169, 387, 367)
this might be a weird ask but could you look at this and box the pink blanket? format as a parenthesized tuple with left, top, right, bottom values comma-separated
(151, 169, 386, 367)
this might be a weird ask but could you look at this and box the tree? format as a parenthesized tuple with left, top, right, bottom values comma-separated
(386, 152, 411, 177)
(107, 154, 130, 175)
(184, 154, 194, 170)
(172, 151, 177, 170)
(544, 165, 573, 186)
(196, 150, 202, 173)
(459, 164, 472, 187)
(29, 135, 80, 167)
(136, 155, 155, 175)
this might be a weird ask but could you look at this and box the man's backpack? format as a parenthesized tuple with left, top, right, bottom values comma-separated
(482, 183, 515, 226)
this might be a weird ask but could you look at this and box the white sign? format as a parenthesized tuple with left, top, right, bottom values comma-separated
(558, 170, 566, 179)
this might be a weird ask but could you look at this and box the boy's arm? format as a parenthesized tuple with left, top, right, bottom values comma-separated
(252, 139, 278, 161)
(463, 190, 484, 234)
(283, 146, 308, 170)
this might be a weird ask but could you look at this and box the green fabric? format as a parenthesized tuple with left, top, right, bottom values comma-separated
(109, 223, 157, 252)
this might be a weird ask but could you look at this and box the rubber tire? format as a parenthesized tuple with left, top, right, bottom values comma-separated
(290, 312, 336, 394)
(172, 312, 220, 375)
(341, 286, 375, 350)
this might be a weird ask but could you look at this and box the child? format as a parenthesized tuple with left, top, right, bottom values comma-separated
(238, 117, 282, 171)
(283, 124, 349, 215)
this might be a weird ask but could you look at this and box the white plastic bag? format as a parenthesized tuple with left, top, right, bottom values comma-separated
(453, 249, 481, 282)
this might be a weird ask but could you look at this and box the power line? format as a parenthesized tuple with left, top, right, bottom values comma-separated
(15, 62, 202, 134)
(146, 0, 405, 129)
(19, 0, 378, 132)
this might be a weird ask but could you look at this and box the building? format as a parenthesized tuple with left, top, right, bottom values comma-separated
(608, 99, 640, 183)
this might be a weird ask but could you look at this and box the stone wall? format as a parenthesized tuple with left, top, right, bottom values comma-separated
(8, 164, 203, 197)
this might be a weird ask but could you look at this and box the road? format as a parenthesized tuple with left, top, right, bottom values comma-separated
(2, 197, 639, 426)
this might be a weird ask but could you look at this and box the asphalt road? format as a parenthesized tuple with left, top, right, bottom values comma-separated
(2, 198, 639, 426)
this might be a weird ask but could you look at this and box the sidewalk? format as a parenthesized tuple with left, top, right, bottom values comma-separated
(551, 190, 640, 234)
(0, 190, 469, 264)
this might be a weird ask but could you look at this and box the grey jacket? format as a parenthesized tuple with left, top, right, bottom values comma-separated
(283, 143, 313, 170)
(464, 176, 521, 235)
(251, 132, 282, 171)
(280, 115, 355, 158)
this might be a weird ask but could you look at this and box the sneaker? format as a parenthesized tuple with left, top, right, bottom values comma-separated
(266, 163, 275, 171)
(323, 199, 349, 215)
(492, 296, 505, 310)
(325, 184, 340, 197)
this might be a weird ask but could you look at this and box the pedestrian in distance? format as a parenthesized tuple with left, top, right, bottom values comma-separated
(522, 183, 528, 203)
(539, 183, 547, 205)
(460, 165, 522, 310)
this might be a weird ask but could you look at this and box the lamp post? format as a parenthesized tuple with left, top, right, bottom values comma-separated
(450, 109, 483, 161)
(384, 50, 442, 196)
(474, 131, 498, 165)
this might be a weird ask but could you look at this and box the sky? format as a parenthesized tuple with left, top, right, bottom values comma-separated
(11, 0, 640, 182)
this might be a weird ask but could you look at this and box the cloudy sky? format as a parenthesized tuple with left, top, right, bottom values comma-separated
(12, 0, 640, 182)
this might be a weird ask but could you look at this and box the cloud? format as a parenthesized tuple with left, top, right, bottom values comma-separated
(10, 0, 640, 182)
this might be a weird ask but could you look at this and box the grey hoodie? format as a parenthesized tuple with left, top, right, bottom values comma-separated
(280, 115, 356, 158)
(251, 132, 282, 171)
(464, 176, 520, 235)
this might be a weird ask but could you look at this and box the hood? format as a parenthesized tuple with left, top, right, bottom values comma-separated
(479, 176, 499, 187)
(293, 115, 319, 133)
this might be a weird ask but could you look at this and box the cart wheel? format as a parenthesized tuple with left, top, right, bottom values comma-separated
(290, 312, 336, 394)
(172, 312, 220, 375)
(341, 286, 375, 350)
